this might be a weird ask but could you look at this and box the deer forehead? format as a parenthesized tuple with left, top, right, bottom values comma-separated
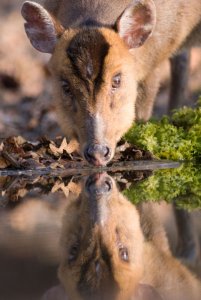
(51, 28, 133, 80)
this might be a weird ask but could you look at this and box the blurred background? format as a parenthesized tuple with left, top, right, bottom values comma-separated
(0, 4, 63, 300)
(0, 0, 61, 140)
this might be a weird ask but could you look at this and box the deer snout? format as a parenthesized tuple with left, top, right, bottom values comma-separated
(84, 144, 111, 166)
(85, 173, 113, 198)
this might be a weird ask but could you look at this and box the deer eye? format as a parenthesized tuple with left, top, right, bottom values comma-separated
(112, 73, 121, 90)
(119, 246, 129, 262)
(61, 80, 72, 96)
(68, 242, 79, 264)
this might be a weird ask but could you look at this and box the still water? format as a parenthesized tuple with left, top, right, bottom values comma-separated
(0, 162, 201, 300)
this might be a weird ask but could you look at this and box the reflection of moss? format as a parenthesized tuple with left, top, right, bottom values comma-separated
(125, 98, 201, 161)
(123, 163, 201, 210)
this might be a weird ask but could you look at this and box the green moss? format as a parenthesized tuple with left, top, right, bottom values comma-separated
(125, 98, 201, 161)
(124, 99, 201, 208)
(123, 163, 201, 210)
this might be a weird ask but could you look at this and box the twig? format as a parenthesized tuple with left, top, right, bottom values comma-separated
(1, 151, 21, 168)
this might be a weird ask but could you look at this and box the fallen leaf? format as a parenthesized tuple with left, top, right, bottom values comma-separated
(50, 162, 65, 169)
(16, 188, 28, 199)
(49, 138, 78, 157)
(0, 155, 10, 168)
(51, 180, 70, 198)
(68, 181, 82, 195)
(0, 142, 4, 151)
(49, 138, 69, 157)
(14, 136, 26, 146)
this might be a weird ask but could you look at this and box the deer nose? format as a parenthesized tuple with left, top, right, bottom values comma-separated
(84, 144, 111, 166)
(86, 173, 113, 197)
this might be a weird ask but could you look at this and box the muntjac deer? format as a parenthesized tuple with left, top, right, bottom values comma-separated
(56, 173, 201, 300)
(21, 0, 201, 166)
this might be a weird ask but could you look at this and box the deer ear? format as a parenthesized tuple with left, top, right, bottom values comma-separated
(21, 1, 64, 53)
(116, 0, 156, 49)
(135, 284, 163, 300)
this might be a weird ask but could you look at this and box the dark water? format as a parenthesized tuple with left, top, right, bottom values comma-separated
(0, 162, 201, 300)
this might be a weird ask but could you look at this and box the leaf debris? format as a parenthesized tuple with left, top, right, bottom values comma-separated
(0, 136, 152, 172)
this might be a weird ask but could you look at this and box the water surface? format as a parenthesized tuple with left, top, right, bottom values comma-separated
(0, 162, 201, 300)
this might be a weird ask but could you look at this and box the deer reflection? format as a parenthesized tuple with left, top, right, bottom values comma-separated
(56, 173, 201, 300)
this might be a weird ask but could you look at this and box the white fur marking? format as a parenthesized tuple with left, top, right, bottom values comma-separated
(94, 113, 105, 141)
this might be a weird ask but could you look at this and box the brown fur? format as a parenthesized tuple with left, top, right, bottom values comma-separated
(22, 0, 201, 164)
(50, 28, 137, 160)
(58, 174, 201, 300)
